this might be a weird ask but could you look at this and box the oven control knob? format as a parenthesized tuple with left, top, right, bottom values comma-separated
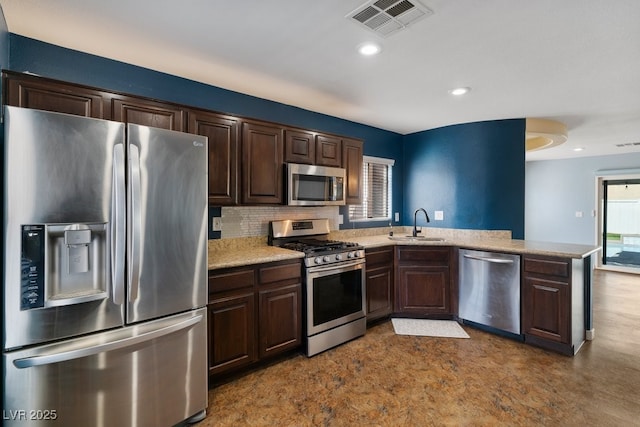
(336, 254, 342, 261)
(314, 257, 322, 264)
(354, 250, 362, 258)
(348, 251, 355, 258)
(323, 256, 330, 263)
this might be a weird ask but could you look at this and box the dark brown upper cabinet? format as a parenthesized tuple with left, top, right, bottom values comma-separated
(188, 110, 240, 205)
(110, 95, 186, 131)
(343, 138, 364, 205)
(284, 129, 315, 164)
(315, 134, 342, 167)
(241, 121, 284, 204)
(3, 71, 106, 118)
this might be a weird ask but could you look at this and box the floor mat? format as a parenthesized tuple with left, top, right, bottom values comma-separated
(391, 318, 470, 338)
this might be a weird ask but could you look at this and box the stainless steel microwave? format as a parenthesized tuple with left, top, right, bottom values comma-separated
(287, 163, 346, 206)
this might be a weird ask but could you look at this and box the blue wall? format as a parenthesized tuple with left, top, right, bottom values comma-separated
(8, 35, 404, 229)
(0, 5, 8, 89)
(403, 119, 526, 238)
(6, 34, 526, 236)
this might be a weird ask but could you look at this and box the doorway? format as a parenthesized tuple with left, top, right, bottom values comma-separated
(598, 176, 640, 272)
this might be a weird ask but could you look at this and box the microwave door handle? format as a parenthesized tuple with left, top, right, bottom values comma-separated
(329, 176, 335, 201)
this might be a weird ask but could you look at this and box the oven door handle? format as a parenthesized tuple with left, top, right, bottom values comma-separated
(307, 259, 364, 274)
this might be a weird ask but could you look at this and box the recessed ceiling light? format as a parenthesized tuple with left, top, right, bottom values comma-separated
(449, 87, 470, 96)
(357, 42, 381, 56)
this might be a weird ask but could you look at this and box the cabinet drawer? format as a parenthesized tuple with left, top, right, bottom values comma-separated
(259, 262, 301, 285)
(396, 247, 450, 265)
(524, 256, 570, 278)
(209, 268, 255, 293)
(366, 247, 393, 266)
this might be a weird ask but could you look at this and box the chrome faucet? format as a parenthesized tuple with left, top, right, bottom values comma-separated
(412, 208, 431, 237)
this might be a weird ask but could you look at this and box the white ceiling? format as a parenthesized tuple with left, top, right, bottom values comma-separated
(2, 0, 640, 161)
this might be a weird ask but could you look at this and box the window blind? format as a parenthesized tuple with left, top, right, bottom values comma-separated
(349, 156, 393, 221)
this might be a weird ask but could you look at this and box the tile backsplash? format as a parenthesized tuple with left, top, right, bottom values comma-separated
(217, 206, 341, 238)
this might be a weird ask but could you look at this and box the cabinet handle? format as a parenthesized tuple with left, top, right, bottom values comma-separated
(533, 284, 559, 293)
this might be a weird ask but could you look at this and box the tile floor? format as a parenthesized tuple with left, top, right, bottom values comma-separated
(199, 270, 640, 426)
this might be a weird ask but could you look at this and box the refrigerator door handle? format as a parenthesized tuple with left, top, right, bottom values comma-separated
(13, 314, 203, 368)
(111, 144, 126, 305)
(128, 144, 142, 302)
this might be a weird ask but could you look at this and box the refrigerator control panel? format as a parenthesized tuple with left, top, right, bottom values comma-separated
(21, 225, 45, 310)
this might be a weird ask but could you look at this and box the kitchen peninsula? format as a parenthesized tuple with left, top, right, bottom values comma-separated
(208, 226, 601, 377)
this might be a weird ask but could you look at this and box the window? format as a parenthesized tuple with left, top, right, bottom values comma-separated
(349, 156, 394, 221)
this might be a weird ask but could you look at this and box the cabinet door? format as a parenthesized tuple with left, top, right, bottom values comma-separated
(4, 72, 106, 118)
(284, 129, 315, 164)
(366, 265, 393, 322)
(523, 276, 569, 343)
(315, 134, 342, 167)
(241, 121, 284, 204)
(207, 292, 256, 376)
(342, 138, 364, 205)
(365, 247, 394, 322)
(189, 110, 239, 205)
(396, 266, 450, 316)
(110, 95, 185, 130)
(258, 283, 302, 358)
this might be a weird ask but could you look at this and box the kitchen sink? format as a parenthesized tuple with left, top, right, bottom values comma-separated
(387, 236, 445, 242)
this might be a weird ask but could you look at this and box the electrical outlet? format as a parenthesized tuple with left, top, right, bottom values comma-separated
(434, 210, 444, 221)
(212, 217, 222, 231)
(338, 214, 344, 225)
(575, 211, 583, 218)
(394, 212, 399, 222)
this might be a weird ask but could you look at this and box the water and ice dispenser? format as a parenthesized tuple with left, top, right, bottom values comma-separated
(21, 223, 109, 310)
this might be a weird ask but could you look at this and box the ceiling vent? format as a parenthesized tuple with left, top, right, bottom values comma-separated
(347, 0, 434, 38)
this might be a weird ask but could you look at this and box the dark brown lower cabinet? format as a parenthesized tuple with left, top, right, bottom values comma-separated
(259, 283, 301, 358)
(522, 255, 591, 355)
(394, 247, 452, 318)
(396, 266, 450, 316)
(365, 246, 394, 323)
(208, 292, 256, 376)
(523, 276, 569, 343)
(208, 260, 302, 378)
(522, 255, 584, 355)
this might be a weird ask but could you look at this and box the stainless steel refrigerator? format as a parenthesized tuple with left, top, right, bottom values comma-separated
(2, 106, 208, 426)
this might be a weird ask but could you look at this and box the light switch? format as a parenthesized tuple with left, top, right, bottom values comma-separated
(575, 211, 583, 218)
(394, 212, 399, 222)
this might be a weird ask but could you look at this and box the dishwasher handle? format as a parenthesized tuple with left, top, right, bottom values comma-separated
(463, 253, 515, 264)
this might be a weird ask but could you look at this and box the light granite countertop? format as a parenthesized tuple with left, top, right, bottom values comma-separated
(340, 234, 601, 259)
(208, 237, 304, 270)
(208, 228, 601, 270)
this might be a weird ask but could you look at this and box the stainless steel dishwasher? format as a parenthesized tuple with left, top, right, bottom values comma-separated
(459, 249, 521, 335)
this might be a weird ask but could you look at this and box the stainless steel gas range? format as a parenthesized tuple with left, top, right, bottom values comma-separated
(269, 219, 366, 356)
